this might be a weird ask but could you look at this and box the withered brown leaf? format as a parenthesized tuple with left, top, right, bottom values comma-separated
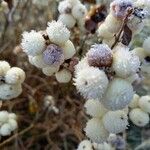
(121, 25, 132, 46)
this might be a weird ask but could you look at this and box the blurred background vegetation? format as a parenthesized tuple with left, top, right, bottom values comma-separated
(0, 0, 149, 149)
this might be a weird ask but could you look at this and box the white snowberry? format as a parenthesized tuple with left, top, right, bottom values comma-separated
(85, 118, 109, 143)
(77, 140, 93, 150)
(8, 119, 18, 131)
(0, 61, 11, 76)
(5, 67, 26, 84)
(72, 3, 87, 19)
(21, 30, 45, 56)
(0, 123, 12, 136)
(0, 111, 9, 124)
(129, 108, 149, 127)
(112, 46, 140, 78)
(129, 94, 140, 108)
(138, 95, 150, 113)
(46, 21, 70, 45)
(143, 37, 150, 55)
(102, 110, 128, 134)
(42, 66, 60, 76)
(84, 99, 108, 118)
(58, 0, 72, 14)
(74, 67, 109, 100)
(61, 40, 76, 60)
(102, 78, 134, 110)
(58, 14, 76, 29)
(55, 69, 72, 83)
(30, 54, 48, 68)
(0, 84, 22, 100)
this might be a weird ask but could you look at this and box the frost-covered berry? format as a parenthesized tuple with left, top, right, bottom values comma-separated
(74, 67, 109, 100)
(42, 66, 60, 76)
(21, 30, 45, 56)
(129, 94, 140, 108)
(58, 0, 72, 14)
(129, 108, 149, 127)
(29, 55, 48, 68)
(0, 123, 12, 136)
(113, 46, 140, 78)
(143, 37, 150, 55)
(102, 110, 128, 133)
(61, 40, 76, 60)
(46, 21, 70, 45)
(0, 111, 9, 124)
(74, 57, 89, 74)
(84, 99, 108, 118)
(0, 84, 22, 100)
(58, 14, 76, 29)
(85, 118, 109, 143)
(0, 61, 11, 76)
(55, 69, 72, 83)
(110, 0, 133, 19)
(72, 3, 87, 19)
(102, 78, 134, 110)
(77, 140, 93, 150)
(138, 95, 150, 113)
(43, 44, 64, 67)
(87, 44, 113, 68)
(5, 67, 26, 84)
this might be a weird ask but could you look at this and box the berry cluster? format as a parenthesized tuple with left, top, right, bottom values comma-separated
(133, 37, 150, 91)
(84, 99, 128, 143)
(97, 0, 148, 47)
(21, 21, 76, 83)
(0, 61, 25, 100)
(77, 134, 125, 150)
(58, 0, 87, 29)
(0, 111, 17, 137)
(74, 42, 140, 143)
(129, 94, 150, 127)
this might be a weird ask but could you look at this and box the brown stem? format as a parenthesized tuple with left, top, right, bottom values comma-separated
(0, 124, 34, 148)
(111, 8, 133, 50)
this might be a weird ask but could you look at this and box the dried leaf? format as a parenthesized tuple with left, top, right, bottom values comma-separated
(121, 25, 132, 46)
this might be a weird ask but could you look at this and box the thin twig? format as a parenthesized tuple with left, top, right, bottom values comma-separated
(0, 124, 34, 148)
(111, 8, 133, 49)
(0, 103, 49, 148)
